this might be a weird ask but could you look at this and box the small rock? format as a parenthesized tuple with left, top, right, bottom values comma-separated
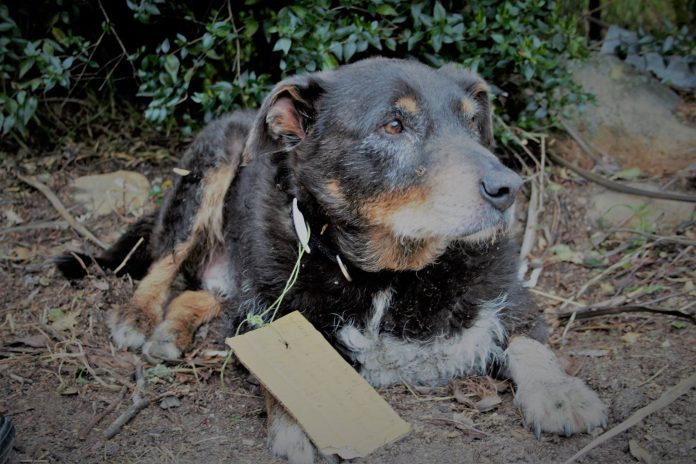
(591, 426, 605, 437)
(159, 396, 181, 410)
(72, 170, 150, 217)
(242, 439, 255, 446)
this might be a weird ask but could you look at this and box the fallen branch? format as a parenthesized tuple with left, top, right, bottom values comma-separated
(610, 229, 696, 247)
(555, 304, 695, 323)
(546, 150, 696, 203)
(103, 365, 150, 439)
(17, 174, 108, 249)
(563, 373, 696, 464)
(78, 385, 127, 440)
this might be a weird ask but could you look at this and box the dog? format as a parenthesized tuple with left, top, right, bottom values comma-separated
(57, 58, 607, 463)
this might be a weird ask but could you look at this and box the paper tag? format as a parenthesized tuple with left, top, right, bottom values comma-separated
(226, 311, 410, 459)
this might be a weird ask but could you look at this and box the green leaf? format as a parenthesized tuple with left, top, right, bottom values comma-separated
(376, 5, 398, 16)
(164, 54, 180, 82)
(433, 2, 446, 21)
(612, 167, 641, 180)
(273, 37, 292, 54)
(18, 58, 35, 78)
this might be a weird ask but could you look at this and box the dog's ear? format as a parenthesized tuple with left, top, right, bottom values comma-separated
(242, 74, 325, 165)
(439, 64, 494, 147)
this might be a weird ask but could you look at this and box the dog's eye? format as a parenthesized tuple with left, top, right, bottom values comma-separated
(384, 119, 403, 135)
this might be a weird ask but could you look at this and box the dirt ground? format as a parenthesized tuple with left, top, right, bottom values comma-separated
(1, 133, 695, 464)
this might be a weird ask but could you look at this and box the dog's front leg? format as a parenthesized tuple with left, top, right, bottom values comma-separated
(264, 390, 340, 464)
(505, 336, 607, 438)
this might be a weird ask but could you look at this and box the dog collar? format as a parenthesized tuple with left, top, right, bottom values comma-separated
(292, 198, 352, 282)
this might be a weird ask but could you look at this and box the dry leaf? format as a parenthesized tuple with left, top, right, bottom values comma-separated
(49, 308, 81, 332)
(172, 167, 190, 176)
(475, 394, 502, 412)
(93, 280, 110, 291)
(621, 332, 641, 344)
(10, 246, 32, 261)
(451, 412, 475, 429)
(4, 209, 24, 225)
(60, 386, 79, 396)
(629, 439, 654, 464)
(7, 334, 49, 348)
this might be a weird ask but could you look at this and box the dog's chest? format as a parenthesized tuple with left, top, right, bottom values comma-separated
(336, 288, 508, 388)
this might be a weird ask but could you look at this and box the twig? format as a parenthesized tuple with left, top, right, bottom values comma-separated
(113, 237, 144, 275)
(421, 416, 487, 436)
(0, 220, 69, 234)
(97, 0, 136, 75)
(559, 119, 603, 165)
(519, 179, 539, 262)
(102, 397, 150, 439)
(529, 288, 584, 307)
(610, 230, 696, 247)
(70, 252, 90, 276)
(78, 385, 127, 440)
(16, 174, 108, 249)
(555, 305, 695, 323)
(637, 365, 668, 387)
(546, 150, 696, 203)
(562, 373, 696, 464)
(103, 365, 150, 439)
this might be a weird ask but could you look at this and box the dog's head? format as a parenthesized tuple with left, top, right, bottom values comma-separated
(244, 58, 522, 272)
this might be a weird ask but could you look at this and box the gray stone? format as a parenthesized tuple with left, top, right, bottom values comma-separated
(569, 55, 696, 176)
(600, 25, 637, 55)
(663, 56, 696, 90)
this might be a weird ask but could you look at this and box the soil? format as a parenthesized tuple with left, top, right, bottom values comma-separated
(1, 135, 695, 464)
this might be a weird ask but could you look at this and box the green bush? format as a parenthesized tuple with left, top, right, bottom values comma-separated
(1, 0, 591, 144)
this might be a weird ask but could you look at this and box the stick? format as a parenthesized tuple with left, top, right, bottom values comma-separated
(611, 229, 696, 247)
(546, 150, 696, 203)
(0, 220, 68, 234)
(563, 373, 696, 464)
(103, 365, 150, 439)
(113, 237, 144, 275)
(519, 179, 539, 262)
(78, 385, 127, 440)
(556, 305, 696, 323)
(102, 397, 151, 439)
(17, 174, 108, 249)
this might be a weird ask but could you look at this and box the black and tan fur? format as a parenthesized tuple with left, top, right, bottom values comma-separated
(57, 58, 607, 464)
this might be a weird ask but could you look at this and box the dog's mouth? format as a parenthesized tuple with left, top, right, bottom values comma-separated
(457, 203, 515, 244)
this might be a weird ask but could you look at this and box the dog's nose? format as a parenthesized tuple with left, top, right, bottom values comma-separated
(480, 170, 522, 211)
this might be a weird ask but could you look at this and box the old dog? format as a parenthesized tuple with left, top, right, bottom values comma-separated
(58, 58, 607, 463)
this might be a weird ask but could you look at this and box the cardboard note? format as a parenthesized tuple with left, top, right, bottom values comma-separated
(226, 311, 410, 459)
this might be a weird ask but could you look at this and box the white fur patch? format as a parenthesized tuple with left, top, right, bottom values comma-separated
(338, 292, 508, 388)
(268, 407, 315, 464)
(107, 311, 146, 349)
(202, 253, 235, 298)
(505, 336, 607, 437)
(142, 320, 182, 362)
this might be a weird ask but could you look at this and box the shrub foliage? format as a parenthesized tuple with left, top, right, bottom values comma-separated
(1, 0, 590, 142)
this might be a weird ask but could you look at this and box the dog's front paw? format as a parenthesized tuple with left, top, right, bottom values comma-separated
(107, 310, 148, 350)
(515, 375, 607, 438)
(142, 321, 183, 363)
(268, 410, 316, 464)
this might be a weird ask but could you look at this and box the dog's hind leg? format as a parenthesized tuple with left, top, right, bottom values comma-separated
(505, 336, 607, 438)
(109, 161, 237, 350)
